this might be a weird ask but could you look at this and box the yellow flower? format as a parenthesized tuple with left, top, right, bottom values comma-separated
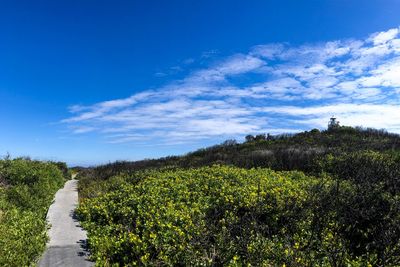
(150, 233, 157, 239)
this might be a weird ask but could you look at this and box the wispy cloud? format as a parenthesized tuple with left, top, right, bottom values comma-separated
(63, 27, 400, 144)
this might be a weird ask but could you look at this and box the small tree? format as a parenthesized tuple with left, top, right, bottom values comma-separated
(245, 135, 255, 142)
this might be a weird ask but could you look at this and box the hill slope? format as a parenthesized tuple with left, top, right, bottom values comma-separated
(82, 126, 400, 180)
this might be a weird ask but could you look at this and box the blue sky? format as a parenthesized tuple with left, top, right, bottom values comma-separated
(1, 0, 400, 166)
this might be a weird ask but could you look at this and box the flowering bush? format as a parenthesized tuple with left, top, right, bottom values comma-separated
(78, 166, 332, 266)
(78, 164, 400, 266)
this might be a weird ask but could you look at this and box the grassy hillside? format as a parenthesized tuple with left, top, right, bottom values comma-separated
(0, 159, 68, 266)
(76, 126, 400, 266)
(79, 126, 400, 181)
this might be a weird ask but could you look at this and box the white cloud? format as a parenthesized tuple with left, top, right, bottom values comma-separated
(63, 27, 400, 144)
(261, 103, 400, 130)
(369, 27, 399, 45)
(187, 54, 265, 84)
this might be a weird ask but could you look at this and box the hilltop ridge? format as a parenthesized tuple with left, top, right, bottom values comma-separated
(81, 125, 400, 180)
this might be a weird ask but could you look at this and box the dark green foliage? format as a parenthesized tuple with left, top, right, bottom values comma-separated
(52, 161, 72, 180)
(0, 158, 66, 266)
(321, 151, 400, 193)
(318, 151, 400, 265)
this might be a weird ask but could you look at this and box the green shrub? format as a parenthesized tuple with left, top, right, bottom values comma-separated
(0, 208, 48, 266)
(78, 164, 400, 266)
(77, 166, 329, 266)
(318, 151, 400, 264)
(320, 150, 400, 193)
(0, 158, 66, 266)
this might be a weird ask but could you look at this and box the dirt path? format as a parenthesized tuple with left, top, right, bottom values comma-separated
(38, 179, 93, 267)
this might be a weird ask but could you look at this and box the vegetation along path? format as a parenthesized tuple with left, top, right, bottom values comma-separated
(38, 178, 93, 267)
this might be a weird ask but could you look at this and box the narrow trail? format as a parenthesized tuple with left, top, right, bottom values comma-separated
(38, 179, 94, 267)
